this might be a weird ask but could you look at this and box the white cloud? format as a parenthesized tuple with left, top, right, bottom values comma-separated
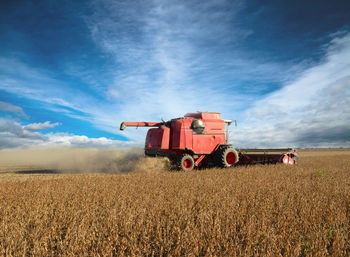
(44, 133, 138, 148)
(232, 32, 350, 148)
(0, 118, 136, 149)
(0, 118, 47, 148)
(24, 121, 61, 131)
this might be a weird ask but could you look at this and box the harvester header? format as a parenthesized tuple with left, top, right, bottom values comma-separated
(120, 112, 298, 171)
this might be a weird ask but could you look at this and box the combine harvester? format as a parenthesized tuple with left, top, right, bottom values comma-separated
(120, 112, 298, 171)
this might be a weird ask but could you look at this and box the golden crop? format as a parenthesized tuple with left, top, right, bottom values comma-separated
(0, 149, 349, 256)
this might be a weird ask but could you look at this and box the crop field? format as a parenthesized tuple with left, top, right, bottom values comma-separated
(0, 149, 349, 256)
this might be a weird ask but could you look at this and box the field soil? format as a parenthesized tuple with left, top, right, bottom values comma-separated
(0, 148, 349, 256)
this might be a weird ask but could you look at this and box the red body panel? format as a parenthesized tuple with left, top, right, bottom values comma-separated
(184, 112, 221, 119)
(143, 112, 227, 154)
(145, 126, 170, 149)
(192, 118, 225, 153)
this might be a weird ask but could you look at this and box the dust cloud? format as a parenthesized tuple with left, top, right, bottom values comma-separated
(0, 147, 171, 173)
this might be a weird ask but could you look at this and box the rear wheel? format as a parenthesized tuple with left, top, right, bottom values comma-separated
(177, 154, 195, 171)
(214, 146, 239, 168)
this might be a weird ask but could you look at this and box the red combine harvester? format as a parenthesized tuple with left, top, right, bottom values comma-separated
(120, 112, 298, 171)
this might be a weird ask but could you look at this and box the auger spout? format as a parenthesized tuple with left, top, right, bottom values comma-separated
(120, 122, 163, 130)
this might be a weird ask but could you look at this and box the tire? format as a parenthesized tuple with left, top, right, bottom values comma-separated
(177, 154, 195, 171)
(214, 146, 239, 168)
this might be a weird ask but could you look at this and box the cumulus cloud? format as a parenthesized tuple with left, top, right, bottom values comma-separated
(0, 118, 47, 148)
(45, 133, 138, 148)
(0, 118, 137, 149)
(24, 121, 61, 131)
(232, 32, 350, 148)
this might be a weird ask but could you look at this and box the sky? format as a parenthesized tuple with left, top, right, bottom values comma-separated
(0, 0, 349, 149)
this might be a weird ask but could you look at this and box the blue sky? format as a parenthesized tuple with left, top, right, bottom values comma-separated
(0, 0, 349, 148)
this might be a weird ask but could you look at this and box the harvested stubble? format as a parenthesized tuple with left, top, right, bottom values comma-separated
(0, 150, 349, 256)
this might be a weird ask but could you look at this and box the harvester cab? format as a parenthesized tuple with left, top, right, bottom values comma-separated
(120, 112, 298, 171)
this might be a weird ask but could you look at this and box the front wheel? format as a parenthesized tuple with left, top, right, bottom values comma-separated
(214, 147, 239, 168)
(177, 154, 195, 171)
